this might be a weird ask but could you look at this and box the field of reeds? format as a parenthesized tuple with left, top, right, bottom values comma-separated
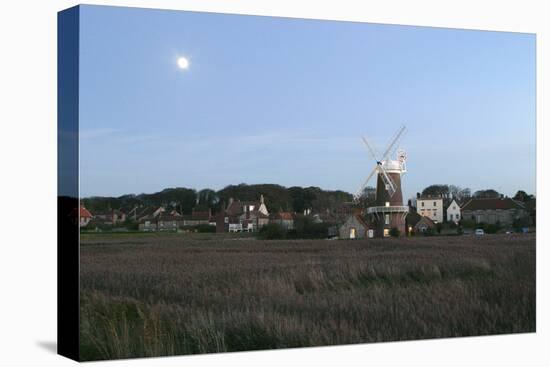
(79, 233, 535, 361)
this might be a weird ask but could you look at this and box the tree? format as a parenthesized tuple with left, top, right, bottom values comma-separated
(197, 188, 219, 209)
(358, 186, 376, 207)
(289, 187, 317, 213)
(513, 190, 534, 203)
(422, 184, 449, 197)
(473, 189, 500, 199)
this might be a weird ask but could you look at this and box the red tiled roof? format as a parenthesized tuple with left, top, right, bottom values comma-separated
(278, 212, 294, 220)
(80, 206, 93, 218)
(461, 198, 524, 211)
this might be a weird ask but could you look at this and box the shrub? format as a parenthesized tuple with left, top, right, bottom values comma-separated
(257, 223, 286, 239)
(389, 227, 400, 237)
(195, 224, 216, 233)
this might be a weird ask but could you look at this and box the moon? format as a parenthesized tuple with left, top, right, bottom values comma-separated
(177, 57, 190, 70)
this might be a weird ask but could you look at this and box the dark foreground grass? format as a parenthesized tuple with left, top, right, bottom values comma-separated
(79, 233, 535, 361)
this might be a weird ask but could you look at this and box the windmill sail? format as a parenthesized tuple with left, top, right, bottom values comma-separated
(378, 166, 396, 197)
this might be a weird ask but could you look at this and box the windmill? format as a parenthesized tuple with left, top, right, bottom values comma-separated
(354, 125, 409, 237)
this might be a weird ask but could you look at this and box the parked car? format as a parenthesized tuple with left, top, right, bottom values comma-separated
(475, 228, 485, 236)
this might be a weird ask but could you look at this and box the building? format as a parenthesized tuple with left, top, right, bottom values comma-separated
(79, 206, 93, 227)
(93, 209, 127, 225)
(365, 159, 409, 237)
(414, 216, 436, 233)
(446, 199, 461, 223)
(136, 206, 165, 222)
(339, 213, 373, 239)
(216, 195, 270, 232)
(156, 213, 182, 231)
(270, 212, 295, 230)
(181, 208, 212, 227)
(417, 196, 444, 223)
(461, 198, 527, 226)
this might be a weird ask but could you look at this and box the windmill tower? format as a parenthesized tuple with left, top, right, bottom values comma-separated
(353, 126, 409, 237)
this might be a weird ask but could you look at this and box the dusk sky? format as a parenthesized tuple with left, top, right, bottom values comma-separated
(79, 5, 536, 200)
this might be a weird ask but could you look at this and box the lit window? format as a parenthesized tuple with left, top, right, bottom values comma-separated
(385, 214, 390, 225)
(385, 202, 390, 207)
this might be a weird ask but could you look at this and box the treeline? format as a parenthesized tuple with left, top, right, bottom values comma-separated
(81, 184, 354, 215)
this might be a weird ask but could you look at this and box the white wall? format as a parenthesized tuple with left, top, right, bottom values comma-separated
(417, 198, 444, 223)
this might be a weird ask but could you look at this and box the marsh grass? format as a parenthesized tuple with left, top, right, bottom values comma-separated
(79, 234, 535, 361)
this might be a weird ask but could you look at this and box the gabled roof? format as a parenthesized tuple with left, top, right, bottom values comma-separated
(80, 206, 93, 218)
(446, 199, 462, 209)
(414, 216, 436, 229)
(344, 214, 371, 229)
(273, 212, 294, 220)
(461, 198, 524, 211)
(406, 211, 422, 226)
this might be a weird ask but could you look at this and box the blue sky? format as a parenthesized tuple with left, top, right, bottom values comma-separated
(79, 5, 536, 200)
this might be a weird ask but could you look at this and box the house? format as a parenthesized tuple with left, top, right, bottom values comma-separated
(270, 212, 295, 230)
(138, 212, 182, 231)
(136, 206, 165, 221)
(93, 209, 127, 225)
(414, 216, 436, 233)
(417, 195, 444, 223)
(79, 206, 93, 227)
(446, 199, 462, 223)
(461, 198, 527, 226)
(339, 213, 373, 239)
(216, 195, 270, 232)
(138, 216, 157, 231)
(405, 211, 422, 235)
(156, 213, 182, 231)
(182, 208, 212, 227)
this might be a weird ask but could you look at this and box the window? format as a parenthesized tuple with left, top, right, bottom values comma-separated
(433, 201, 437, 206)
(433, 211, 437, 217)
(421, 202, 425, 207)
(383, 228, 390, 237)
(385, 202, 390, 207)
(453, 206, 456, 210)
(385, 214, 390, 225)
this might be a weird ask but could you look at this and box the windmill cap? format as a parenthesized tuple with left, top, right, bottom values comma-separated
(382, 159, 403, 172)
